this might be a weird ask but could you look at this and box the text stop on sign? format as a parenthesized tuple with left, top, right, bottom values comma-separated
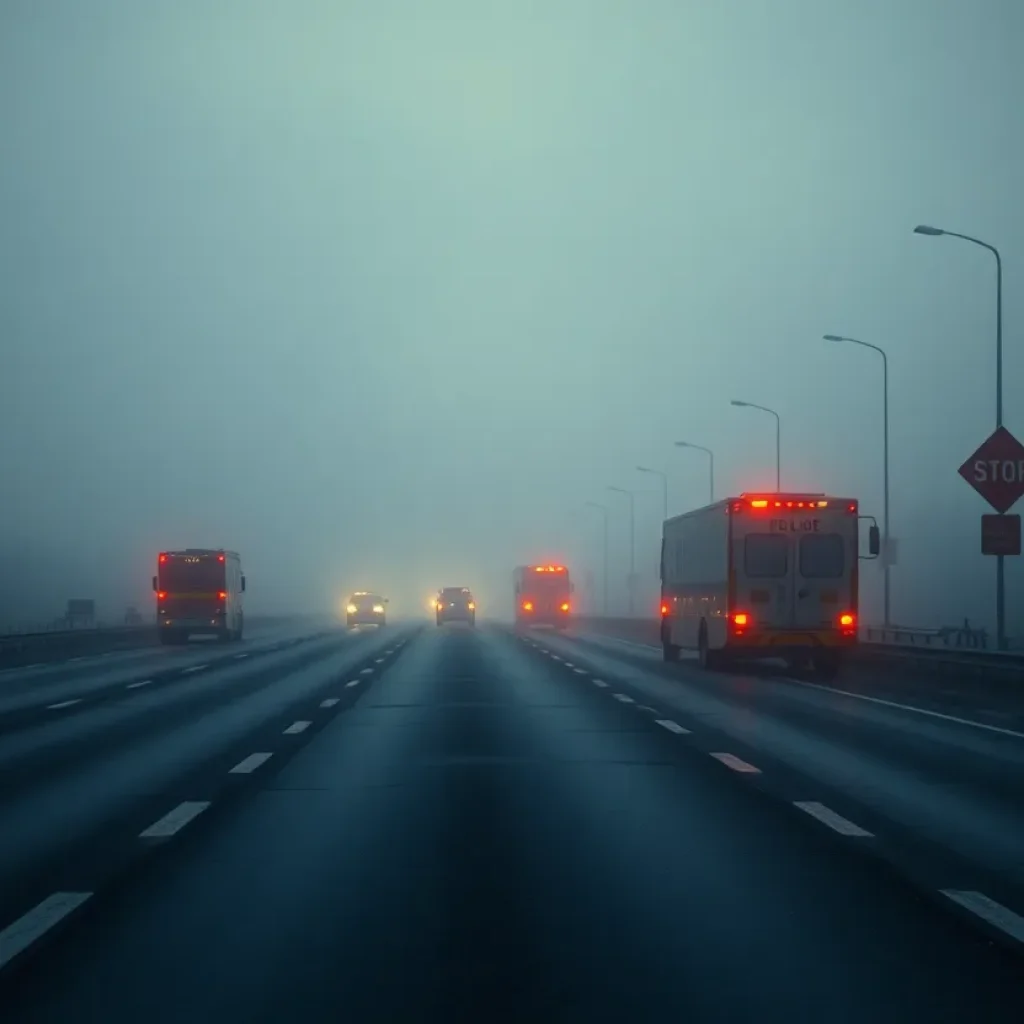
(958, 426, 1024, 514)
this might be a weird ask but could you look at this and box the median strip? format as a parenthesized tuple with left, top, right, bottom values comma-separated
(711, 752, 761, 773)
(139, 801, 211, 839)
(229, 752, 273, 774)
(0, 892, 92, 972)
(794, 801, 872, 837)
(941, 890, 1024, 945)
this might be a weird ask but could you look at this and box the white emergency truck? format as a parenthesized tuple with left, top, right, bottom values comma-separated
(659, 493, 879, 678)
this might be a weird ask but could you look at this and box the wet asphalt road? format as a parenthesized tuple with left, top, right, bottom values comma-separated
(1, 621, 1022, 1022)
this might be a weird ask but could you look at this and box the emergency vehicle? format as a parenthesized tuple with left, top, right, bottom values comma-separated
(153, 549, 245, 645)
(513, 564, 573, 629)
(659, 494, 878, 678)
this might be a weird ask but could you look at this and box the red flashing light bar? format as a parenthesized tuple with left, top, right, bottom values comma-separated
(729, 496, 858, 513)
(532, 565, 566, 573)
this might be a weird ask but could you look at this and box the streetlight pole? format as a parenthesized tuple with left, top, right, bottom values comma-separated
(825, 334, 891, 627)
(914, 224, 1006, 650)
(636, 466, 669, 521)
(674, 442, 714, 504)
(730, 400, 781, 490)
(584, 500, 609, 617)
(608, 486, 636, 616)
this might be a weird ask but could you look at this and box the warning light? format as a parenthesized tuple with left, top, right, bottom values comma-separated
(468, 602, 476, 610)
(523, 601, 534, 612)
(534, 565, 566, 573)
(750, 499, 768, 508)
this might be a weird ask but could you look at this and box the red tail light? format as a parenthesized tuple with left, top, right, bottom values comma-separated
(157, 591, 166, 600)
(660, 603, 669, 616)
(839, 612, 856, 635)
(218, 554, 225, 562)
(560, 602, 570, 612)
(523, 601, 534, 612)
(218, 591, 227, 600)
(158, 553, 167, 564)
(732, 612, 750, 627)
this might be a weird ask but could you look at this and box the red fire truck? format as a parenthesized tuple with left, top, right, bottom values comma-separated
(153, 548, 246, 645)
(513, 564, 573, 630)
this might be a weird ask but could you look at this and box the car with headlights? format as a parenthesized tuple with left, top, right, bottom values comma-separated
(346, 592, 388, 627)
(435, 587, 476, 626)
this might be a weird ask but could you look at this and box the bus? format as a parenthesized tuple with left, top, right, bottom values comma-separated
(513, 564, 573, 630)
(153, 548, 246, 645)
(659, 494, 878, 678)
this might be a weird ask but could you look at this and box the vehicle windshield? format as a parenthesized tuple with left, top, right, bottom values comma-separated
(350, 594, 384, 608)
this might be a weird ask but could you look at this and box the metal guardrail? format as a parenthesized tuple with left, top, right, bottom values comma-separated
(572, 617, 1024, 681)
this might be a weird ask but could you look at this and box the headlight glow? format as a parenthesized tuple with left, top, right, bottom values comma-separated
(346, 604, 357, 615)
(373, 604, 384, 613)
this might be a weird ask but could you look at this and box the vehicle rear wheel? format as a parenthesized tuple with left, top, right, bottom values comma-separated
(811, 650, 841, 681)
(698, 625, 719, 671)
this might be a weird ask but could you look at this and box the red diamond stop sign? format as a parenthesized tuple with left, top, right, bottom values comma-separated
(958, 426, 1024, 513)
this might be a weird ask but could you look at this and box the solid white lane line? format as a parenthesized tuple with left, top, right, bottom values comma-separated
(283, 720, 311, 734)
(785, 677, 1024, 741)
(655, 719, 690, 735)
(183, 664, 208, 674)
(126, 679, 153, 689)
(47, 699, 81, 710)
(346, 679, 360, 688)
(942, 890, 1024, 944)
(592, 679, 609, 688)
(711, 752, 761, 773)
(612, 693, 634, 703)
(360, 668, 373, 675)
(0, 893, 92, 971)
(320, 698, 340, 708)
(794, 801, 872, 837)
(139, 801, 211, 838)
(229, 752, 273, 774)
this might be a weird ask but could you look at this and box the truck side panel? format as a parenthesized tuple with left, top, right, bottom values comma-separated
(662, 504, 731, 652)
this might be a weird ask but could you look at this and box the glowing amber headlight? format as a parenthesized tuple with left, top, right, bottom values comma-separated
(346, 604, 357, 615)
(373, 604, 384, 613)
(467, 602, 475, 610)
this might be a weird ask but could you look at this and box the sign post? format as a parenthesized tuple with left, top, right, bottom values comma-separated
(958, 425, 1024, 650)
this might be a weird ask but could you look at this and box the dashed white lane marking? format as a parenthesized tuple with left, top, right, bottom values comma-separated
(563, 661, 575, 668)
(23, 663, 44, 669)
(234, 653, 249, 659)
(551, 656, 563, 662)
(656, 719, 691, 735)
(637, 705, 659, 714)
(785, 677, 1024, 741)
(68, 657, 86, 663)
(375, 658, 386, 663)
(320, 698, 340, 708)
(612, 693, 635, 703)
(711, 752, 761, 773)
(0, 892, 92, 971)
(573, 668, 588, 675)
(47, 699, 81, 710)
(360, 668, 374, 675)
(794, 801, 872, 837)
(942, 890, 1024, 944)
(183, 664, 208, 674)
(126, 679, 153, 689)
(283, 720, 311, 734)
(139, 800, 211, 838)
(345, 679, 360, 688)
(229, 752, 273, 774)
(592, 679, 609, 688)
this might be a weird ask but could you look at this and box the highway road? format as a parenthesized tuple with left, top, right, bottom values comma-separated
(0, 621, 1023, 1022)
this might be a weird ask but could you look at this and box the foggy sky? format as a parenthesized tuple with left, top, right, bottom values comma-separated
(2, 0, 1022, 630)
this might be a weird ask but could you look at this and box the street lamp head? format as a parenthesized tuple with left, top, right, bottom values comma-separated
(914, 224, 944, 237)
(823, 334, 844, 342)
(636, 465, 652, 473)
(674, 441, 690, 448)
(730, 400, 748, 408)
